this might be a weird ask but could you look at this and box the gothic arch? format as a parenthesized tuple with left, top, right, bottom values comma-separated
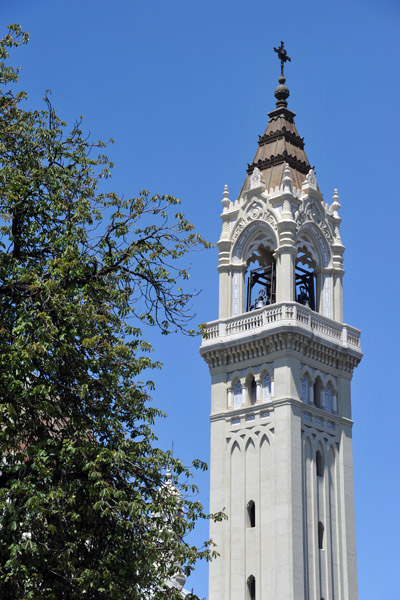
(228, 376, 243, 408)
(232, 220, 278, 265)
(300, 366, 314, 404)
(300, 369, 338, 413)
(302, 431, 335, 455)
(307, 368, 323, 385)
(245, 437, 256, 452)
(231, 440, 241, 455)
(228, 430, 259, 451)
(229, 366, 265, 382)
(231, 221, 278, 315)
(302, 432, 314, 451)
(326, 441, 337, 463)
(246, 373, 257, 405)
(260, 433, 271, 449)
(260, 363, 274, 379)
(300, 364, 312, 378)
(324, 374, 338, 394)
(296, 222, 331, 269)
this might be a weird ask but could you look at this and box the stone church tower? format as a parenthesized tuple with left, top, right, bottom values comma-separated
(200, 45, 362, 600)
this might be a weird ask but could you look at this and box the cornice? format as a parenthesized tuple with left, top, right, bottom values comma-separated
(258, 128, 305, 150)
(247, 153, 310, 176)
(200, 327, 361, 375)
(267, 106, 296, 123)
(210, 396, 354, 431)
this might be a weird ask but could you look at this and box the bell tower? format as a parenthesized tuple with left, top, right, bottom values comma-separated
(200, 44, 362, 600)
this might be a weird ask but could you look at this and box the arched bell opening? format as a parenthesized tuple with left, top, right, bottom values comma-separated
(246, 244, 276, 312)
(295, 250, 316, 312)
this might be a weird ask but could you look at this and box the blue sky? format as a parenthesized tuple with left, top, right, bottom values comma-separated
(3, 1, 400, 597)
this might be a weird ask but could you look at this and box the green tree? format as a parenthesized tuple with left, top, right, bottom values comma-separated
(0, 25, 220, 599)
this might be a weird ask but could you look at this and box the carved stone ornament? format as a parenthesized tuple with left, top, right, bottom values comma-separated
(232, 221, 263, 265)
(282, 163, 292, 193)
(246, 199, 264, 221)
(313, 227, 330, 267)
(250, 167, 263, 189)
(295, 199, 333, 244)
(305, 167, 317, 189)
(319, 220, 333, 243)
(296, 199, 322, 228)
(265, 211, 278, 231)
(232, 218, 246, 244)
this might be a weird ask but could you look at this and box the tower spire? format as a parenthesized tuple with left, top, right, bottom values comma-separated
(273, 41, 291, 109)
(243, 43, 311, 192)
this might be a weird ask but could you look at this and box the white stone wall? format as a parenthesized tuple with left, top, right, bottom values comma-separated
(206, 169, 360, 600)
(208, 372, 358, 600)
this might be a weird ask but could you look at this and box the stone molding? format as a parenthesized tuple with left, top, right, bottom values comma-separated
(200, 325, 361, 374)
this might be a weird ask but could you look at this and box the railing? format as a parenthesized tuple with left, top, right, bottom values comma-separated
(202, 302, 361, 349)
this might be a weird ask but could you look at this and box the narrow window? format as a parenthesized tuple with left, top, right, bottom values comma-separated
(247, 575, 256, 600)
(316, 451, 324, 477)
(247, 500, 255, 528)
(318, 521, 324, 550)
(314, 378, 322, 408)
(250, 379, 257, 405)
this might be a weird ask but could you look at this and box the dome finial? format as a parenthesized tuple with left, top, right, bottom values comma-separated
(273, 41, 291, 108)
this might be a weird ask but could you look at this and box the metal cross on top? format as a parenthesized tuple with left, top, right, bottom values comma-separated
(274, 41, 291, 76)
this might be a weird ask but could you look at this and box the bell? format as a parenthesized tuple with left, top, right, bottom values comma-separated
(256, 298, 264, 309)
(297, 285, 310, 306)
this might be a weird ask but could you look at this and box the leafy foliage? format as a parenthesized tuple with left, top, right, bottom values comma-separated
(0, 25, 221, 599)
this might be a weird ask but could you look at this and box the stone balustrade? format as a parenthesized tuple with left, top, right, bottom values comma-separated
(201, 302, 361, 348)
